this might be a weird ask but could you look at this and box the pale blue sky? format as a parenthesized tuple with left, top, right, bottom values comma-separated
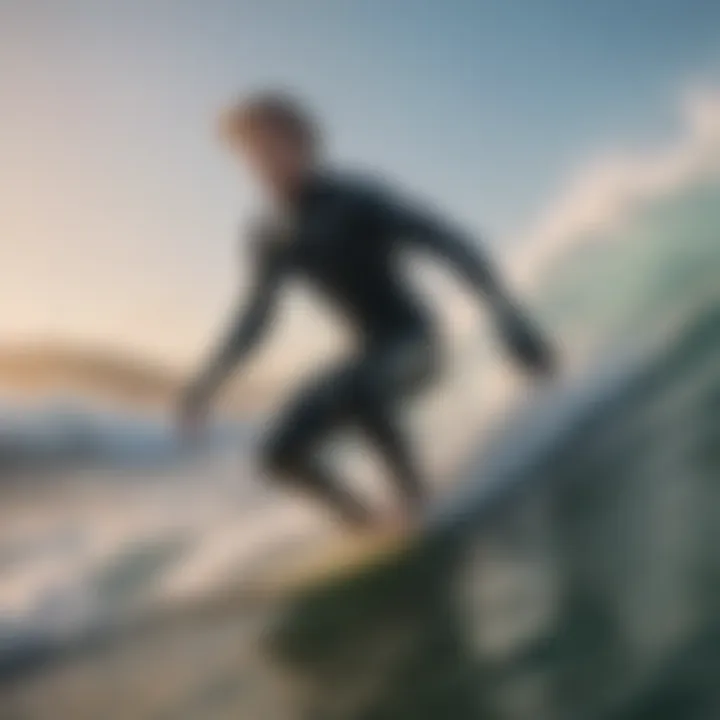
(1, 0, 719, 365)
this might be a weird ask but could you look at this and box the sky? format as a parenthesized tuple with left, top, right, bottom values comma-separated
(1, 0, 719, 372)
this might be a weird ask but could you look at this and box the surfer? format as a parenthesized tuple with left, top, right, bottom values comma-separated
(179, 92, 555, 528)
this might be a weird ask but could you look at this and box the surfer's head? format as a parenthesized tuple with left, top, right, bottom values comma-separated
(220, 91, 321, 200)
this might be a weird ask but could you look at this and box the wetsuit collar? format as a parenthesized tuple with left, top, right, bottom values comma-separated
(293, 168, 333, 209)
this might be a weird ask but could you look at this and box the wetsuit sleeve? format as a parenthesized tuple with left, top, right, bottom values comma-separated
(366, 185, 506, 303)
(365, 183, 556, 375)
(183, 236, 286, 408)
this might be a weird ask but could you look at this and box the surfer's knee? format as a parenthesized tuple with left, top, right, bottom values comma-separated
(260, 430, 305, 481)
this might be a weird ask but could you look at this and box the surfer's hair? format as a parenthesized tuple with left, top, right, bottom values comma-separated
(220, 91, 320, 151)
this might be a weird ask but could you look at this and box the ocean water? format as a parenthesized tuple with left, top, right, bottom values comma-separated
(0, 176, 718, 719)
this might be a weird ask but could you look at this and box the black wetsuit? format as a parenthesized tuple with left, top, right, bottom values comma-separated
(186, 172, 551, 525)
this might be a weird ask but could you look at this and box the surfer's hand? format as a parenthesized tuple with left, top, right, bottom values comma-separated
(498, 309, 556, 378)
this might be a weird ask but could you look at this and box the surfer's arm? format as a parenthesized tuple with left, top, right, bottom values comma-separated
(182, 241, 285, 410)
(377, 191, 505, 305)
(372, 188, 555, 375)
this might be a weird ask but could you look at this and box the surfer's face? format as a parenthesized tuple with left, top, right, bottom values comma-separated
(235, 123, 313, 200)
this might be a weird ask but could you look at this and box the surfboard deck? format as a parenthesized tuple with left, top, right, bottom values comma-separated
(245, 525, 418, 601)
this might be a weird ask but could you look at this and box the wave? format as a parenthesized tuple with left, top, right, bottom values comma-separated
(0, 399, 249, 475)
(2, 264, 717, 718)
(511, 86, 720, 287)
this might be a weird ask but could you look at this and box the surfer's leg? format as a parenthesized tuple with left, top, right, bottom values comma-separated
(352, 337, 439, 513)
(358, 402, 425, 511)
(274, 453, 373, 527)
(261, 364, 374, 527)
